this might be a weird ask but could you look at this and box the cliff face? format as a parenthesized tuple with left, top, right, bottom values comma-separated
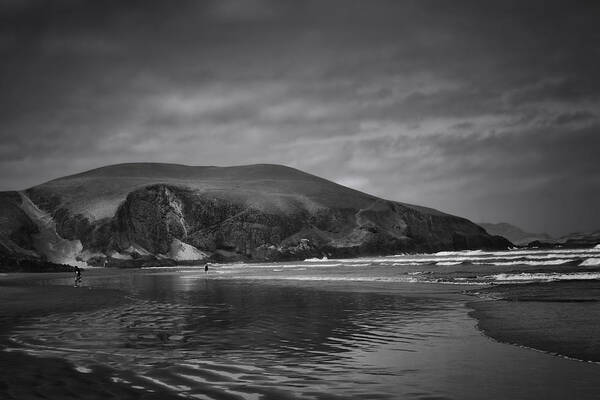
(0, 192, 39, 256)
(1, 163, 511, 267)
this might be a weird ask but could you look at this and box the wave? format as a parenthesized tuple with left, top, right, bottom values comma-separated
(489, 272, 600, 282)
(387, 246, 600, 259)
(292, 246, 600, 267)
(580, 258, 600, 266)
(218, 263, 343, 269)
(436, 261, 464, 266)
(338, 258, 396, 263)
(358, 252, 600, 265)
(394, 255, 581, 265)
(213, 274, 490, 285)
(474, 259, 576, 267)
(433, 250, 484, 256)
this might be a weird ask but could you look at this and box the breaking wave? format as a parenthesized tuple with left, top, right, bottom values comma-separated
(488, 272, 600, 282)
(474, 259, 576, 267)
(580, 258, 600, 266)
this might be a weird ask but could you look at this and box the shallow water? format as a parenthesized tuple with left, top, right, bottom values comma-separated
(6, 247, 600, 399)
(177, 245, 600, 285)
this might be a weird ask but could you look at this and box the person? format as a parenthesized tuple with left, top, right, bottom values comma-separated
(74, 267, 82, 287)
(204, 263, 209, 273)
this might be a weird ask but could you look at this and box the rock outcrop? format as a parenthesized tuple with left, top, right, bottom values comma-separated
(0, 163, 511, 267)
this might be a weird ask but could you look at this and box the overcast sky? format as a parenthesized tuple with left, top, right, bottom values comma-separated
(1, 0, 599, 236)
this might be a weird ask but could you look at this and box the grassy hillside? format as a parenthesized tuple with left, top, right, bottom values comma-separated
(28, 163, 448, 220)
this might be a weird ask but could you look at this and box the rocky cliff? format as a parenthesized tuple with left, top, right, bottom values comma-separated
(0, 163, 510, 267)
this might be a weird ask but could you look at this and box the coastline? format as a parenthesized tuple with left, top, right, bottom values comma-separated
(2, 269, 600, 399)
(0, 271, 476, 400)
(467, 280, 600, 363)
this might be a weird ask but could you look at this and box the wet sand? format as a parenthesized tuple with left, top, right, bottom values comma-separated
(468, 280, 600, 362)
(0, 351, 180, 400)
(3, 271, 600, 399)
(0, 273, 479, 400)
(0, 278, 180, 400)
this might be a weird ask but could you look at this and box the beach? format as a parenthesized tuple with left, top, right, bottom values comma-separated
(1, 254, 600, 399)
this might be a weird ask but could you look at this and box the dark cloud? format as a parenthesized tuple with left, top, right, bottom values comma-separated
(0, 0, 599, 235)
(552, 111, 597, 126)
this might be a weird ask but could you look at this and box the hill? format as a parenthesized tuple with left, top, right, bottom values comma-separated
(554, 231, 600, 248)
(0, 163, 510, 267)
(478, 222, 552, 246)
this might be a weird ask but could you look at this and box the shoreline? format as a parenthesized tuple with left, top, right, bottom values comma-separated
(2, 270, 600, 398)
(0, 274, 476, 400)
(466, 281, 600, 363)
(469, 301, 600, 364)
(4, 241, 595, 273)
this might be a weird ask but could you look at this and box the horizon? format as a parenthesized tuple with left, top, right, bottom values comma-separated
(1, 1, 599, 236)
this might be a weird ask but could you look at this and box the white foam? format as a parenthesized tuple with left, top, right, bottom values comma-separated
(338, 257, 400, 263)
(580, 258, 600, 266)
(434, 250, 484, 256)
(345, 249, 600, 265)
(411, 247, 600, 259)
(490, 272, 600, 282)
(436, 261, 462, 266)
(475, 259, 575, 266)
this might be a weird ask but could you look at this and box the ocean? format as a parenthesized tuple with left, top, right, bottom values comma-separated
(3, 246, 600, 399)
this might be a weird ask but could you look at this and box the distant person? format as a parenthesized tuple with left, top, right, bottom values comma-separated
(74, 267, 82, 287)
(204, 263, 209, 273)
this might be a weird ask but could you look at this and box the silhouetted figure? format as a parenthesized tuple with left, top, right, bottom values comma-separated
(204, 263, 209, 273)
(74, 267, 82, 287)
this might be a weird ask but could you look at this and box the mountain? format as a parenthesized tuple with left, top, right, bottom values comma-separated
(478, 222, 552, 246)
(554, 231, 600, 248)
(0, 163, 510, 268)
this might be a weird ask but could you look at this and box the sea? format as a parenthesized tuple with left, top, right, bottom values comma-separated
(5, 246, 600, 399)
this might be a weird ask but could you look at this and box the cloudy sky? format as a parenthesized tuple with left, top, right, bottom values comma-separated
(1, 0, 599, 236)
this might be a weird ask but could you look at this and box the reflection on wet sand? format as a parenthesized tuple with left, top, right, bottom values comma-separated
(6, 271, 600, 400)
(10, 276, 458, 399)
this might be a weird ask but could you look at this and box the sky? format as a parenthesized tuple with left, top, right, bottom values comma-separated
(1, 0, 599, 236)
